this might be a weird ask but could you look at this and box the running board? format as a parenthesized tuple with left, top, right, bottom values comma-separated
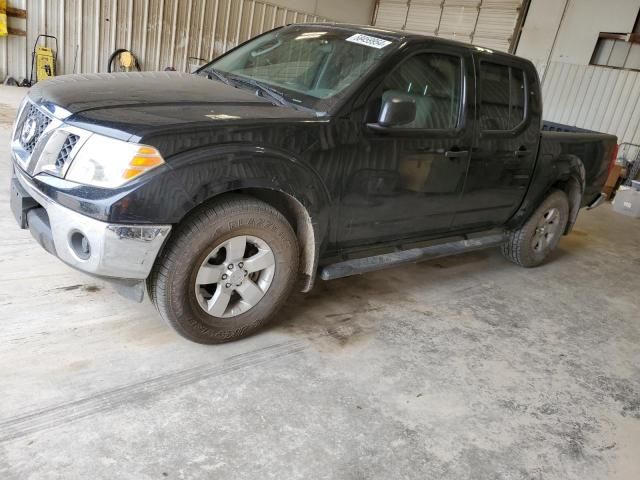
(319, 233, 507, 281)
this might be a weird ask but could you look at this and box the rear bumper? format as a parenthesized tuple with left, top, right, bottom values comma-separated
(12, 166, 171, 280)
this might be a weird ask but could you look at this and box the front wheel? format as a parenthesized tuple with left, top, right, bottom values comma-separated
(147, 195, 299, 344)
(501, 189, 570, 267)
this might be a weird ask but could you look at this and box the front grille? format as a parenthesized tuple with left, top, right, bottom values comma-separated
(55, 134, 80, 169)
(18, 104, 52, 153)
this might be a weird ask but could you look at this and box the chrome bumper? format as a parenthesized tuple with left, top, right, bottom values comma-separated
(14, 167, 171, 280)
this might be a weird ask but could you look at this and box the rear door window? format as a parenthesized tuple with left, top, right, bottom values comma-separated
(479, 62, 526, 131)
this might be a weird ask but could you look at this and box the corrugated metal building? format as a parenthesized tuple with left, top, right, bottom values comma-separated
(0, 0, 330, 81)
(541, 62, 640, 147)
(372, 0, 529, 53)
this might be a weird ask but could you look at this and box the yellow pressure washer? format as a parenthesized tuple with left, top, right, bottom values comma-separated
(29, 34, 58, 85)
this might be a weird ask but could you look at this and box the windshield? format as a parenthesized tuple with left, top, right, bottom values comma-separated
(201, 26, 397, 112)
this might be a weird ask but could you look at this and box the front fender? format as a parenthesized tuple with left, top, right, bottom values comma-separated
(165, 144, 331, 224)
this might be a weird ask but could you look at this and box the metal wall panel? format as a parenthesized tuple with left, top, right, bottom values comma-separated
(373, 0, 407, 29)
(0, 0, 329, 81)
(404, 1, 441, 35)
(374, 0, 525, 52)
(473, 6, 519, 42)
(438, 5, 478, 37)
(542, 61, 640, 145)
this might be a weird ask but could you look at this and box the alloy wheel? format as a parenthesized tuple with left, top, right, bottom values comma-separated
(194, 235, 276, 318)
(531, 207, 561, 253)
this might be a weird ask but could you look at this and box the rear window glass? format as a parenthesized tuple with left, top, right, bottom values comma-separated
(480, 62, 526, 131)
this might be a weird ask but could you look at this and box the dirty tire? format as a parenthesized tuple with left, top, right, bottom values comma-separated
(501, 189, 569, 268)
(147, 195, 299, 344)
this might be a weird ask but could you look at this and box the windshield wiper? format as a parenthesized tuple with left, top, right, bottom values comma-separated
(226, 74, 290, 107)
(205, 68, 232, 86)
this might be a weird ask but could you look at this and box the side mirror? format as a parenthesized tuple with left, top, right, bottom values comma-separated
(371, 94, 416, 129)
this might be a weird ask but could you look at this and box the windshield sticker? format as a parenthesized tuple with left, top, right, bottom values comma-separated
(346, 33, 392, 49)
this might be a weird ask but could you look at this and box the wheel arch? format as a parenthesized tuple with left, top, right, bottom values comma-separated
(551, 174, 583, 234)
(159, 145, 331, 292)
(549, 155, 586, 234)
(167, 186, 322, 293)
(236, 187, 319, 292)
(510, 153, 586, 233)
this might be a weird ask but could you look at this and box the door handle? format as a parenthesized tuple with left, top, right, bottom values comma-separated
(514, 150, 531, 158)
(445, 150, 469, 159)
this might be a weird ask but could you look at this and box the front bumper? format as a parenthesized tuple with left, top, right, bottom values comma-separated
(12, 166, 171, 280)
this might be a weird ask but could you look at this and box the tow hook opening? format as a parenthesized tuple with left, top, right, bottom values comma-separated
(70, 230, 91, 260)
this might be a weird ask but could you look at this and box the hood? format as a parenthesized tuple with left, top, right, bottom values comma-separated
(28, 71, 317, 140)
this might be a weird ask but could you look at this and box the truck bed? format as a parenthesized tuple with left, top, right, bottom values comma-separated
(542, 121, 596, 134)
(539, 121, 617, 207)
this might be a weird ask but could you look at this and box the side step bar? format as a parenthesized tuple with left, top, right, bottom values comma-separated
(319, 233, 507, 281)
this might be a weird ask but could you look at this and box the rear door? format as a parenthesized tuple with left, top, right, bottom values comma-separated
(451, 56, 539, 229)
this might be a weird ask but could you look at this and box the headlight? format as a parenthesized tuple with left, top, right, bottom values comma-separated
(65, 134, 164, 188)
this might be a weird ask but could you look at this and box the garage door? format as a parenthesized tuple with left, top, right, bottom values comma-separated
(374, 0, 526, 53)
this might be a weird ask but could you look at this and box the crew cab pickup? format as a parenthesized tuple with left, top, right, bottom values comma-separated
(10, 24, 617, 343)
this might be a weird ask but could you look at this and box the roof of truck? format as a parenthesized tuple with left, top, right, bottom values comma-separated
(296, 22, 520, 59)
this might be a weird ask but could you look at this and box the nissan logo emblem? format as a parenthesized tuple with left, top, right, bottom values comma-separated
(20, 116, 38, 145)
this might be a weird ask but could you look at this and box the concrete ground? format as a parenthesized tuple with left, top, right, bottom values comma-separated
(0, 85, 639, 480)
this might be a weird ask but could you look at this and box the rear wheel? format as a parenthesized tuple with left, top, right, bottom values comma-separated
(501, 189, 569, 267)
(147, 195, 299, 344)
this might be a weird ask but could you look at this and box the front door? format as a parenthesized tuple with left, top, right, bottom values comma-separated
(452, 56, 540, 229)
(338, 48, 475, 248)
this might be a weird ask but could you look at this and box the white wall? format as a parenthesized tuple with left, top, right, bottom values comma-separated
(517, 0, 640, 71)
(269, 0, 376, 24)
(516, 0, 640, 144)
(551, 0, 639, 64)
(515, 0, 567, 75)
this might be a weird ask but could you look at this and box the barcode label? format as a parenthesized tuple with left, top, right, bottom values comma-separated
(346, 33, 392, 49)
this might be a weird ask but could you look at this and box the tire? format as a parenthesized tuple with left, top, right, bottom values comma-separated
(147, 195, 299, 344)
(501, 189, 569, 267)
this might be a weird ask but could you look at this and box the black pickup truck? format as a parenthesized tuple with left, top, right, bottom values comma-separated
(10, 24, 617, 343)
